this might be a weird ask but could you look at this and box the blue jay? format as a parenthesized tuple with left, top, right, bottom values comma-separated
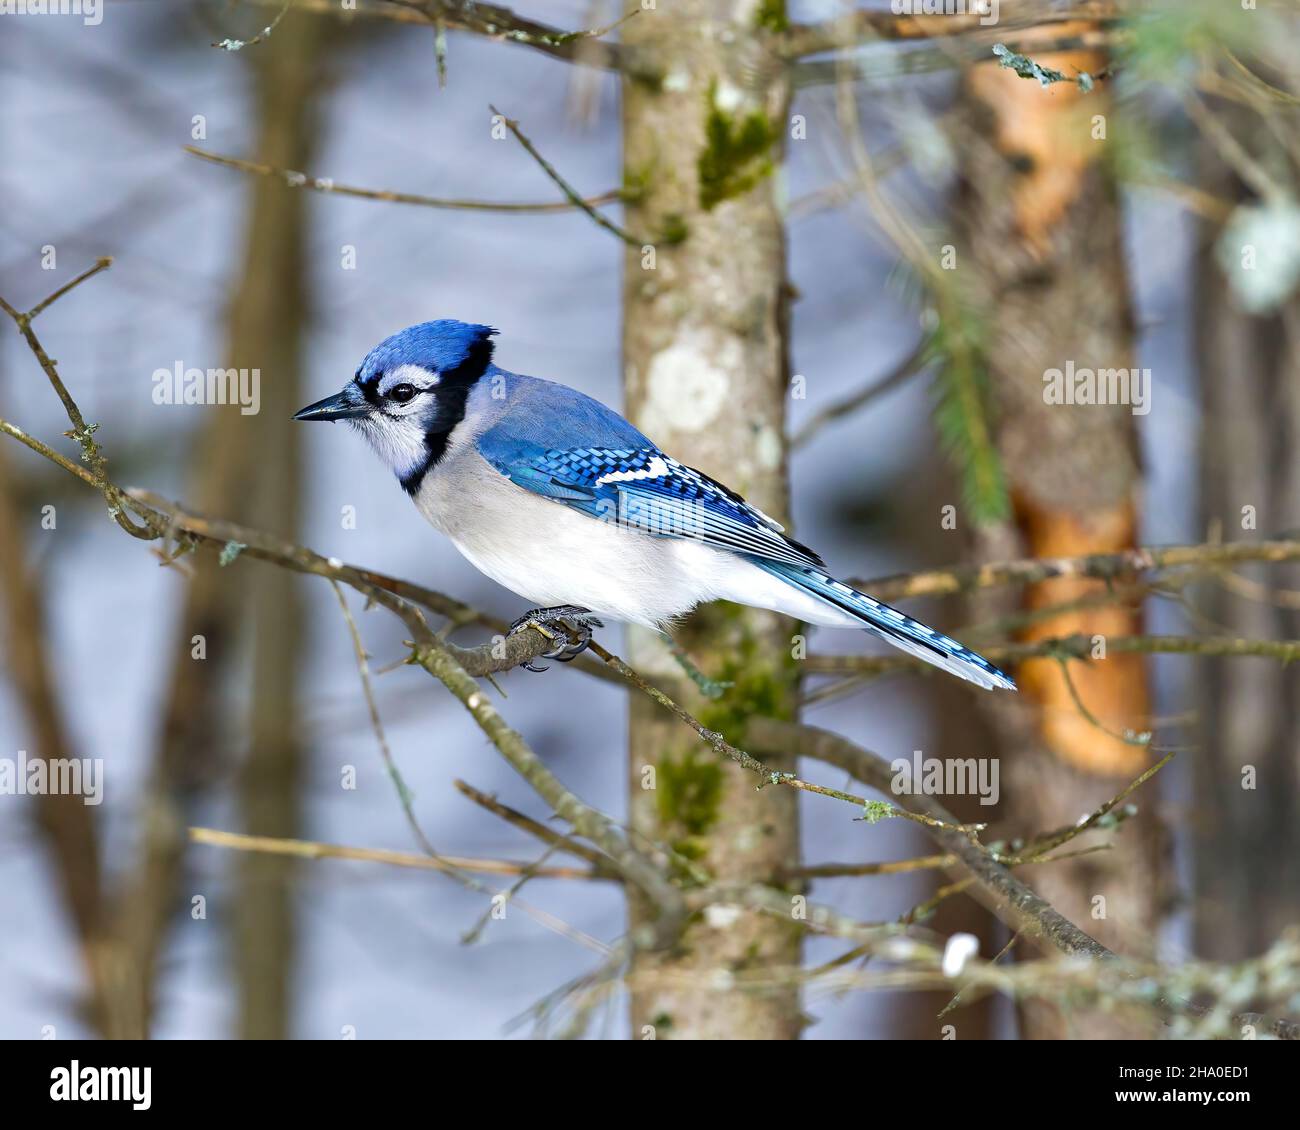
(295, 321, 1016, 691)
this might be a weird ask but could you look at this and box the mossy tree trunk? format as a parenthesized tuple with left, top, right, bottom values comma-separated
(621, 0, 803, 1040)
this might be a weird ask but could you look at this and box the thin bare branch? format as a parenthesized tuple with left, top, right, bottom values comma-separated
(186, 146, 624, 214)
(489, 105, 646, 246)
(189, 826, 603, 880)
(859, 539, 1300, 600)
(792, 340, 929, 448)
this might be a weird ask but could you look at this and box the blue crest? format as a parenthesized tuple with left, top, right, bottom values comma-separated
(358, 320, 497, 385)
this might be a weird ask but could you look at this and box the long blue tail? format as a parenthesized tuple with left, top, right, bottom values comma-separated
(756, 562, 1017, 692)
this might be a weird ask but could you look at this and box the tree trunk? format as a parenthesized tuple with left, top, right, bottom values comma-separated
(1193, 111, 1300, 962)
(621, 1, 802, 1040)
(0, 440, 115, 1032)
(954, 22, 1164, 1039)
(229, 12, 332, 1040)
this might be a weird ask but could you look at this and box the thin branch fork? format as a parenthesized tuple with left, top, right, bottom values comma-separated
(488, 105, 647, 247)
(453, 779, 619, 875)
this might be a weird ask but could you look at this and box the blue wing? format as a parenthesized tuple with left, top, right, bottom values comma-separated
(471, 372, 822, 568)
(484, 443, 825, 570)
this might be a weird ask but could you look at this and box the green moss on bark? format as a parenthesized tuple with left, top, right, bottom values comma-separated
(657, 750, 725, 860)
(753, 0, 788, 34)
(697, 82, 777, 211)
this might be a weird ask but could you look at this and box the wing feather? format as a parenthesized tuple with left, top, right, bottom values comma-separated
(487, 446, 825, 569)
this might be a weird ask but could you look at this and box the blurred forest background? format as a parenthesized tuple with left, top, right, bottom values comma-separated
(2, 0, 1299, 1040)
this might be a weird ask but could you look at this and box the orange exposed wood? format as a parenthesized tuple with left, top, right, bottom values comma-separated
(1017, 494, 1150, 775)
(966, 23, 1108, 257)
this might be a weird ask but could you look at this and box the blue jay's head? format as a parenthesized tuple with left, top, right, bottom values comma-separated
(295, 320, 496, 488)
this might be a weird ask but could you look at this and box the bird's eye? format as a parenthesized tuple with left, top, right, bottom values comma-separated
(388, 383, 418, 404)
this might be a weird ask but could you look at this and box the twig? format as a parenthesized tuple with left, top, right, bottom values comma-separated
(860, 539, 1300, 600)
(786, 855, 955, 879)
(453, 780, 615, 874)
(382, 0, 637, 71)
(781, 6, 1109, 59)
(1184, 90, 1283, 204)
(0, 258, 153, 539)
(804, 632, 1300, 682)
(24, 257, 114, 321)
(488, 105, 646, 247)
(213, 0, 292, 51)
(186, 146, 624, 214)
(1008, 754, 1176, 865)
(938, 932, 1019, 1021)
(792, 340, 929, 448)
(188, 826, 602, 880)
(1054, 654, 1154, 749)
(330, 581, 439, 857)
(991, 42, 1102, 92)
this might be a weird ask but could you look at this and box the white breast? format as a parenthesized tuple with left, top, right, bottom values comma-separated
(412, 438, 698, 625)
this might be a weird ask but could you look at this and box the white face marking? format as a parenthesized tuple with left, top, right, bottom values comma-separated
(351, 414, 429, 477)
(376, 363, 440, 415)
(353, 364, 443, 476)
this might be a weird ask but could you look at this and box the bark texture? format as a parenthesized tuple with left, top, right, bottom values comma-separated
(621, 0, 802, 1040)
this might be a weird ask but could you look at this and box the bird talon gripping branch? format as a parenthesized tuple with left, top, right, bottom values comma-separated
(506, 605, 603, 671)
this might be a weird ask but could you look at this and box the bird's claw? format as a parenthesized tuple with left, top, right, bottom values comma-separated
(507, 605, 603, 672)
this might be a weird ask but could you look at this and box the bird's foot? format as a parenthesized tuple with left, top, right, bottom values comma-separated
(507, 605, 604, 672)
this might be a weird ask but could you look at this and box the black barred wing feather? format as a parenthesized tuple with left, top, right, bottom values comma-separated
(494, 447, 825, 570)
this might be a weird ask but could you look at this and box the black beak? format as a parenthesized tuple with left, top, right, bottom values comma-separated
(293, 384, 369, 422)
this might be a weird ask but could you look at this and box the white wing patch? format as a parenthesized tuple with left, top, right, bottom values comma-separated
(595, 455, 670, 486)
(746, 503, 786, 533)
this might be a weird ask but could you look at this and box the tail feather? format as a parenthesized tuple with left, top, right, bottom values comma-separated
(755, 562, 1017, 692)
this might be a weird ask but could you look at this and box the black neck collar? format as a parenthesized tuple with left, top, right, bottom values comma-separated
(399, 341, 493, 495)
